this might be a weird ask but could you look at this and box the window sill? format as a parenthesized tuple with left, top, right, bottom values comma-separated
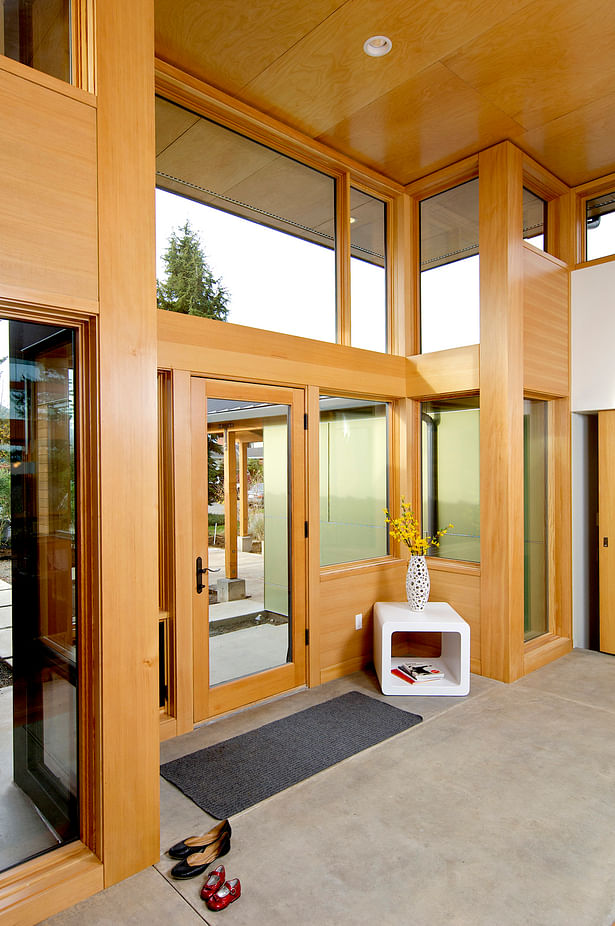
(320, 556, 405, 582)
(575, 253, 615, 271)
(425, 557, 481, 577)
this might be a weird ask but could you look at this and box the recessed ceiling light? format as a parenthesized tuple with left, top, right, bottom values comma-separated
(363, 35, 392, 57)
(350, 216, 357, 224)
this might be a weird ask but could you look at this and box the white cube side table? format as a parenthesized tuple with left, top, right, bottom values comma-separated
(374, 601, 470, 696)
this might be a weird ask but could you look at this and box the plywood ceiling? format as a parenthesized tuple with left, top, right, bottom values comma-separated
(155, 0, 615, 187)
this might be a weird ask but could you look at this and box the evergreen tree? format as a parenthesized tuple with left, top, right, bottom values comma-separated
(157, 220, 230, 320)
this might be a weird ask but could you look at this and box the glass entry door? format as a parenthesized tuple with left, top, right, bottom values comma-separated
(191, 379, 306, 721)
(0, 320, 79, 873)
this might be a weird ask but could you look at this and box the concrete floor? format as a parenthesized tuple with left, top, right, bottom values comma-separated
(42, 648, 615, 926)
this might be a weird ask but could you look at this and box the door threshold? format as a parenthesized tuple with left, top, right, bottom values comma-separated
(194, 683, 308, 729)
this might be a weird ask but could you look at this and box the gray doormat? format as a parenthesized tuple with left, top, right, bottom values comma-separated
(160, 690, 422, 818)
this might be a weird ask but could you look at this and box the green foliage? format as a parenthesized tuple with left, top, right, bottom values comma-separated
(247, 458, 263, 486)
(208, 434, 224, 505)
(157, 220, 230, 320)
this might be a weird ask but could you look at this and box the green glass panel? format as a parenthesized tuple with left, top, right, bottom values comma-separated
(421, 398, 480, 563)
(523, 399, 548, 641)
(319, 396, 388, 567)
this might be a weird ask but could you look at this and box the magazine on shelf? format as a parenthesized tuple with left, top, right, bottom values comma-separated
(397, 663, 444, 682)
(391, 667, 416, 684)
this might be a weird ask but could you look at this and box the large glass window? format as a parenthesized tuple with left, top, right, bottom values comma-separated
(419, 179, 480, 354)
(524, 399, 549, 641)
(155, 97, 336, 343)
(0, 319, 79, 872)
(421, 398, 480, 563)
(523, 188, 547, 251)
(319, 396, 388, 566)
(586, 191, 615, 261)
(0, 0, 70, 82)
(350, 188, 387, 352)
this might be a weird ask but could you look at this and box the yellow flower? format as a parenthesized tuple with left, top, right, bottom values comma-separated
(384, 496, 452, 557)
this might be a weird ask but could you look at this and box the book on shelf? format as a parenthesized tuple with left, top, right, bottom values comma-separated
(397, 663, 444, 682)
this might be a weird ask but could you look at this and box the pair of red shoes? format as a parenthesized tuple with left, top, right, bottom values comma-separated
(200, 864, 241, 911)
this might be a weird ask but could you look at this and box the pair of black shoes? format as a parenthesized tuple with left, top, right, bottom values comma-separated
(168, 818, 232, 879)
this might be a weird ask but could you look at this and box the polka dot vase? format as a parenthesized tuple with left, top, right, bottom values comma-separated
(406, 555, 430, 610)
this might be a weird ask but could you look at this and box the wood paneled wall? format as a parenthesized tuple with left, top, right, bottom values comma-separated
(406, 344, 479, 398)
(158, 312, 408, 397)
(0, 0, 159, 918)
(319, 560, 407, 682)
(523, 245, 569, 396)
(428, 562, 481, 674)
(0, 58, 98, 310)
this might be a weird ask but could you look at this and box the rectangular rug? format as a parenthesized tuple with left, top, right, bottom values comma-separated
(160, 690, 422, 818)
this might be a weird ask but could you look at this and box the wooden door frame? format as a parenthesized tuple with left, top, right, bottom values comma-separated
(599, 410, 615, 654)
(166, 371, 307, 733)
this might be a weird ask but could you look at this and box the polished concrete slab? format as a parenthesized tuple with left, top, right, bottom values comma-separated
(42, 650, 615, 926)
(40, 867, 207, 925)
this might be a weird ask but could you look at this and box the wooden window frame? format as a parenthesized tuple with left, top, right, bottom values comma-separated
(574, 170, 615, 267)
(406, 157, 480, 359)
(154, 60, 404, 356)
(0, 299, 102, 872)
(317, 391, 398, 574)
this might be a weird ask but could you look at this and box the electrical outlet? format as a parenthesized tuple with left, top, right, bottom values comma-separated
(355, 613, 362, 630)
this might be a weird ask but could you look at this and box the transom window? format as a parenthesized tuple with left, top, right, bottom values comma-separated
(419, 179, 480, 354)
(586, 190, 615, 261)
(156, 97, 337, 343)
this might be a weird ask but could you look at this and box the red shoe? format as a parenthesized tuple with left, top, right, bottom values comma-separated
(200, 865, 225, 901)
(205, 877, 241, 911)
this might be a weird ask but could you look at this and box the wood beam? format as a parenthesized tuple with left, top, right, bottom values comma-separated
(479, 142, 525, 683)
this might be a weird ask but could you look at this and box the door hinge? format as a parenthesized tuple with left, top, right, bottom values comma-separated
(305, 628, 310, 646)
(305, 521, 309, 538)
(304, 412, 308, 430)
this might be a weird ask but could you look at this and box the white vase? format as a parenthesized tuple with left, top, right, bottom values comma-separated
(406, 555, 430, 610)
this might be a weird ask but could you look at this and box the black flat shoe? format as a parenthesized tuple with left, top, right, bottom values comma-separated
(170, 833, 231, 879)
(168, 819, 232, 860)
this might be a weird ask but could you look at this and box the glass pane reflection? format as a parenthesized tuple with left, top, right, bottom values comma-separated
(207, 397, 291, 687)
(0, 319, 79, 873)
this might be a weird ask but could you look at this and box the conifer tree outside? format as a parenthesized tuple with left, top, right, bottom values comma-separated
(157, 220, 230, 320)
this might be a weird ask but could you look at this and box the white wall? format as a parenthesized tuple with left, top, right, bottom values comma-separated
(571, 261, 615, 412)
(570, 260, 615, 648)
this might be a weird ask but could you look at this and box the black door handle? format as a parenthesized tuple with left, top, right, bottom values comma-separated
(196, 556, 220, 594)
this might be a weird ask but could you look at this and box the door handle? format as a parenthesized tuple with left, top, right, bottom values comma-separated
(196, 556, 220, 594)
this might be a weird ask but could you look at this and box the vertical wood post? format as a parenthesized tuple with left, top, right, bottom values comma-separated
(96, 0, 159, 885)
(224, 429, 238, 578)
(479, 142, 525, 682)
